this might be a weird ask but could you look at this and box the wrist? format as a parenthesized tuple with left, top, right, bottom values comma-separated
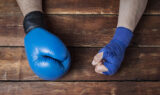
(112, 27, 133, 47)
(23, 11, 46, 34)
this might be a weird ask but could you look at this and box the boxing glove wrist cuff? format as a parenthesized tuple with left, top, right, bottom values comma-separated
(23, 11, 46, 34)
(112, 27, 133, 47)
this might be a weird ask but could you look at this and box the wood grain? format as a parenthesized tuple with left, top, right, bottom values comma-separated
(0, 0, 159, 94)
(0, 47, 159, 80)
(0, 0, 159, 15)
(0, 15, 159, 47)
(0, 82, 159, 95)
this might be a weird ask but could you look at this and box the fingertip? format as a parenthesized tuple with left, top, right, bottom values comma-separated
(95, 67, 103, 74)
(95, 64, 108, 74)
(91, 60, 96, 66)
(91, 52, 103, 66)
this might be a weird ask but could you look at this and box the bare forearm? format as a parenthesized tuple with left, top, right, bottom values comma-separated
(117, 0, 148, 31)
(16, 0, 42, 16)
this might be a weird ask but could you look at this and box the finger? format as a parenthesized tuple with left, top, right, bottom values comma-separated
(91, 52, 103, 66)
(95, 63, 108, 74)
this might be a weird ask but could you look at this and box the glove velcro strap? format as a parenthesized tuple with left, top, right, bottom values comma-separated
(23, 11, 46, 34)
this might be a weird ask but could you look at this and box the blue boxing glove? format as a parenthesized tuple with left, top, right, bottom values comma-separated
(98, 27, 133, 75)
(23, 11, 71, 80)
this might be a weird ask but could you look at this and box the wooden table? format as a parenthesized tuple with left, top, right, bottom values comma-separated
(0, 0, 159, 95)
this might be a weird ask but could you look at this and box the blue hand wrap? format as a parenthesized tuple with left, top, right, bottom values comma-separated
(99, 27, 133, 75)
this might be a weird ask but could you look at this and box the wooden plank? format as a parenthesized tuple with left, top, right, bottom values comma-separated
(0, 47, 159, 80)
(0, 0, 159, 15)
(44, 0, 160, 15)
(0, 15, 160, 47)
(0, 82, 159, 95)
